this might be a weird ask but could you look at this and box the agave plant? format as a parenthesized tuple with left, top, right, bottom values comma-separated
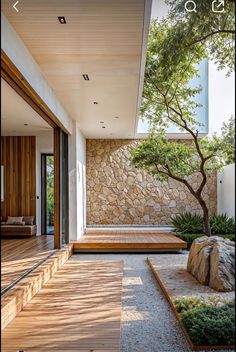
(171, 212, 203, 234)
(210, 214, 235, 235)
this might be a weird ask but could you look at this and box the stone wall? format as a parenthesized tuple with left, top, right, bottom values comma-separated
(86, 139, 217, 225)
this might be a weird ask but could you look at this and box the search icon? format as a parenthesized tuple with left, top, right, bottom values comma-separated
(185, 0, 197, 13)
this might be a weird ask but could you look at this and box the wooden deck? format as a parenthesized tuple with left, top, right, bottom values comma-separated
(72, 229, 187, 252)
(2, 259, 124, 352)
(2, 245, 72, 331)
(1, 235, 54, 290)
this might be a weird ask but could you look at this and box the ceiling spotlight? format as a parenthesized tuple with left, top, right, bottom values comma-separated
(58, 16, 66, 24)
(82, 74, 90, 81)
(93, 102, 98, 104)
(114, 116, 119, 119)
(24, 124, 28, 126)
(100, 121, 104, 124)
(102, 126, 106, 129)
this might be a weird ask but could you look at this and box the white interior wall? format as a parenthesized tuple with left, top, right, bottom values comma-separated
(69, 122, 86, 241)
(36, 131, 53, 235)
(217, 164, 235, 218)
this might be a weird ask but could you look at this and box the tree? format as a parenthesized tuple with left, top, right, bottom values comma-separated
(220, 115, 235, 165)
(164, 0, 235, 75)
(130, 6, 235, 236)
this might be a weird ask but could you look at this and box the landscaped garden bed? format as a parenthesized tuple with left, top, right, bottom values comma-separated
(174, 297, 235, 349)
(171, 213, 235, 249)
(147, 255, 235, 350)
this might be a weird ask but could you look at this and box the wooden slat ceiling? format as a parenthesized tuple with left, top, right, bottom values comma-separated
(2, 0, 147, 138)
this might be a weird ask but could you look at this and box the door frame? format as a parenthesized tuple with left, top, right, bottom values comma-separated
(1, 50, 69, 249)
(41, 153, 54, 236)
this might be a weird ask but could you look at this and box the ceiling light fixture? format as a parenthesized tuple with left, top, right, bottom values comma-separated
(114, 116, 119, 119)
(93, 102, 98, 104)
(58, 16, 66, 24)
(82, 74, 90, 81)
(102, 126, 106, 129)
(24, 124, 28, 126)
(100, 121, 104, 124)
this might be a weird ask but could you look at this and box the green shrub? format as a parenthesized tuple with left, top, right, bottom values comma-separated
(179, 233, 205, 245)
(210, 214, 235, 235)
(181, 302, 235, 346)
(171, 212, 203, 234)
(172, 212, 235, 235)
(222, 234, 236, 241)
(174, 297, 208, 314)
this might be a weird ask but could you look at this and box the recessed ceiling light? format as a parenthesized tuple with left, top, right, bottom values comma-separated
(24, 124, 28, 126)
(93, 102, 98, 104)
(114, 116, 119, 119)
(58, 16, 66, 24)
(100, 121, 104, 124)
(102, 126, 106, 129)
(82, 74, 90, 81)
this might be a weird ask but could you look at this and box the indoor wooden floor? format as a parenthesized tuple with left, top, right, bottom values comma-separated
(72, 229, 187, 251)
(1, 259, 124, 352)
(1, 235, 54, 290)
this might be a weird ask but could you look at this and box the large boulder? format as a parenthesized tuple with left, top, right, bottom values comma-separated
(187, 236, 211, 285)
(209, 239, 235, 291)
(187, 236, 235, 292)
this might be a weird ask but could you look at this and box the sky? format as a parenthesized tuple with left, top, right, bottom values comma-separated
(138, 0, 235, 135)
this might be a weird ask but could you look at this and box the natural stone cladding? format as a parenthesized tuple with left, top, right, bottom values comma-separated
(86, 139, 217, 225)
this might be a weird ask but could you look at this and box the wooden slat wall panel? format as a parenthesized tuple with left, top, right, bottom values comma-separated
(1, 136, 36, 220)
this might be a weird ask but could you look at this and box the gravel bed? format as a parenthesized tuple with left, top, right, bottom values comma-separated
(71, 253, 232, 352)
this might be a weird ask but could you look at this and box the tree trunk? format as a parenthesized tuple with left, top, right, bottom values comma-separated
(203, 208, 211, 236)
(199, 198, 211, 236)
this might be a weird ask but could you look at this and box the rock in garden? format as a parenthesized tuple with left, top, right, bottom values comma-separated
(187, 236, 235, 292)
(187, 236, 211, 285)
(209, 239, 235, 291)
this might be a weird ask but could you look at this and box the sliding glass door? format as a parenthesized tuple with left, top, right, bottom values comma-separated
(42, 129, 68, 246)
(41, 154, 54, 235)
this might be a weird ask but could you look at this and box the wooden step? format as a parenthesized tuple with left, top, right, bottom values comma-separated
(72, 231, 187, 251)
(1, 244, 73, 331)
(2, 259, 124, 352)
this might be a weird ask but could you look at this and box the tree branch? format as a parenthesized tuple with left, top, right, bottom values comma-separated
(186, 29, 235, 48)
(163, 165, 197, 198)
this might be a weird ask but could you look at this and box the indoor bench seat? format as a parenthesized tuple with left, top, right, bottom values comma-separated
(1, 224, 37, 237)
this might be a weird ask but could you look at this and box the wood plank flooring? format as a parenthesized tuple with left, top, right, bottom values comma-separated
(1, 245, 72, 331)
(72, 229, 187, 251)
(1, 235, 54, 290)
(1, 259, 124, 352)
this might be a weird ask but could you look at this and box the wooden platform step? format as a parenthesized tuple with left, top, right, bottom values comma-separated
(1, 235, 54, 291)
(1, 245, 73, 331)
(2, 259, 124, 352)
(86, 227, 173, 234)
(72, 231, 187, 252)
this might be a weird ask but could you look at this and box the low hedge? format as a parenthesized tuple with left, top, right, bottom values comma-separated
(174, 297, 235, 347)
(179, 233, 235, 249)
